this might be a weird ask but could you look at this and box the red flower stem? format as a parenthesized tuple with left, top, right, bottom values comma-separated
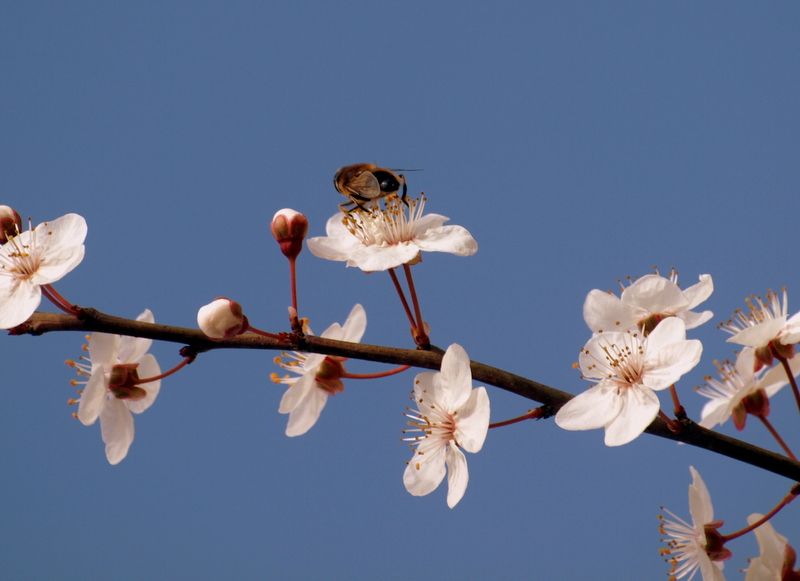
(489, 407, 544, 429)
(42, 284, 77, 314)
(247, 327, 284, 340)
(657, 409, 682, 433)
(402, 263, 424, 331)
(668, 384, 686, 419)
(388, 268, 416, 328)
(288, 257, 299, 315)
(776, 354, 800, 418)
(757, 415, 797, 460)
(138, 356, 193, 384)
(341, 365, 411, 379)
(721, 483, 800, 543)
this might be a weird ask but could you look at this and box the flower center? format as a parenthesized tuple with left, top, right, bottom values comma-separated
(583, 332, 645, 389)
(401, 388, 457, 450)
(342, 195, 427, 248)
(0, 230, 43, 281)
(719, 288, 788, 336)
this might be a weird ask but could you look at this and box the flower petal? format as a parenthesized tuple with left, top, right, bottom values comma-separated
(682, 274, 714, 310)
(445, 445, 469, 508)
(555, 382, 624, 431)
(403, 438, 446, 497)
(438, 344, 473, 410)
(278, 370, 316, 414)
(100, 398, 135, 465)
(88, 332, 121, 367)
(415, 225, 478, 257)
(285, 387, 328, 437)
(0, 278, 41, 329)
(603, 385, 660, 446)
(688, 466, 714, 527)
(622, 274, 689, 314)
(118, 309, 154, 363)
(583, 289, 638, 333)
(643, 339, 703, 390)
(453, 386, 490, 453)
(77, 367, 108, 426)
(340, 303, 366, 343)
(126, 353, 161, 414)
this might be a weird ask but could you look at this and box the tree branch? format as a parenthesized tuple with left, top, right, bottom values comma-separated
(14, 310, 800, 481)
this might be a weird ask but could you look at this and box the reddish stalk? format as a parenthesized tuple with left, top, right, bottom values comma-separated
(721, 483, 800, 543)
(668, 385, 686, 419)
(489, 408, 544, 429)
(388, 268, 416, 328)
(341, 365, 411, 380)
(757, 415, 797, 460)
(288, 257, 299, 314)
(402, 263, 429, 345)
(776, 353, 800, 418)
(138, 356, 193, 384)
(658, 410, 683, 434)
(42, 284, 77, 314)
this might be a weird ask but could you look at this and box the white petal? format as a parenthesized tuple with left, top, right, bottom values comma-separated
(100, 398, 135, 465)
(88, 332, 121, 366)
(727, 317, 788, 347)
(340, 303, 367, 343)
(349, 244, 420, 272)
(278, 371, 316, 414)
(77, 368, 108, 426)
(603, 386, 660, 446)
(415, 225, 478, 257)
(623, 275, 689, 314)
(403, 439, 446, 497)
(445, 445, 469, 508)
(747, 513, 787, 574)
(555, 383, 623, 431)
(583, 289, 638, 333)
(643, 339, 703, 390)
(644, 317, 687, 350)
(0, 278, 41, 329)
(118, 309, 154, 363)
(284, 387, 328, 437)
(682, 274, 714, 310)
(688, 466, 714, 527)
(306, 234, 359, 262)
(678, 309, 714, 330)
(126, 353, 161, 414)
(438, 344, 473, 410)
(453, 386, 490, 453)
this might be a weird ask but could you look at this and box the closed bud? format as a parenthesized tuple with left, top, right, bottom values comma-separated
(0, 205, 22, 244)
(197, 297, 249, 339)
(271, 208, 308, 260)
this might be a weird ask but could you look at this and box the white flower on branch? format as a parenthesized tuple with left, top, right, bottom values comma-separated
(743, 514, 790, 581)
(273, 304, 366, 437)
(659, 466, 729, 581)
(555, 317, 702, 446)
(720, 288, 800, 371)
(306, 196, 477, 271)
(583, 272, 714, 335)
(402, 343, 490, 508)
(0, 213, 87, 329)
(73, 309, 161, 465)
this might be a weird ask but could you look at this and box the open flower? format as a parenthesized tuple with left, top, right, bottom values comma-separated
(744, 514, 793, 581)
(584, 272, 713, 335)
(273, 304, 366, 437)
(402, 343, 490, 508)
(307, 196, 477, 271)
(74, 309, 161, 465)
(555, 317, 702, 446)
(697, 349, 787, 430)
(659, 467, 729, 581)
(720, 289, 800, 371)
(0, 213, 87, 329)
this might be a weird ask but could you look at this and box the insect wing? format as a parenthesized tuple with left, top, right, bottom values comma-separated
(345, 169, 381, 200)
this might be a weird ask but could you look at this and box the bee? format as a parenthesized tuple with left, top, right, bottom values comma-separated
(333, 163, 408, 213)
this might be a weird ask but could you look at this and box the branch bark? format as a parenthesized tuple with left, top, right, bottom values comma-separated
(14, 310, 800, 482)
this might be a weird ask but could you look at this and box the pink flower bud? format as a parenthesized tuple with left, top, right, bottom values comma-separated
(271, 208, 308, 260)
(0, 205, 22, 244)
(197, 298, 249, 340)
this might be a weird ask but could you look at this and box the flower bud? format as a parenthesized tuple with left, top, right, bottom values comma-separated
(197, 298, 249, 340)
(0, 205, 22, 244)
(271, 208, 308, 260)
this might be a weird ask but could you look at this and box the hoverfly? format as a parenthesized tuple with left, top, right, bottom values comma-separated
(333, 163, 409, 214)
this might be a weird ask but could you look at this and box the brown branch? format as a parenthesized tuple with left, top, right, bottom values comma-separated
(12, 310, 800, 482)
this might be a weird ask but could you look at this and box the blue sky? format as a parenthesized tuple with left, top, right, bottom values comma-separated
(2, 2, 800, 579)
